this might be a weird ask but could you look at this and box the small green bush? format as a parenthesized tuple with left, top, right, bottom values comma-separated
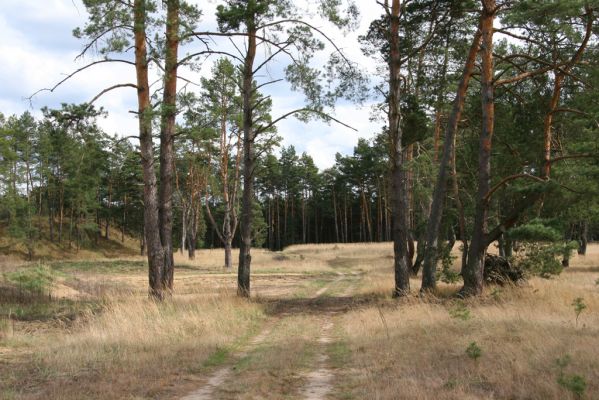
(555, 355, 586, 398)
(465, 342, 482, 361)
(511, 242, 577, 278)
(508, 219, 578, 278)
(558, 374, 586, 398)
(449, 302, 471, 321)
(436, 245, 460, 284)
(572, 297, 587, 327)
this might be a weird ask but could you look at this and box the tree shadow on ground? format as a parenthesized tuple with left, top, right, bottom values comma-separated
(256, 292, 387, 317)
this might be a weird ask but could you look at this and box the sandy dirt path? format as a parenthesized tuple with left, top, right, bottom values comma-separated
(179, 275, 345, 400)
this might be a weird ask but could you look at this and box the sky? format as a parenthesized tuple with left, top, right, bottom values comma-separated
(0, 0, 385, 170)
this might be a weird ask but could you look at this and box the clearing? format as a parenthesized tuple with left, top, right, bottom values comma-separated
(1, 243, 598, 399)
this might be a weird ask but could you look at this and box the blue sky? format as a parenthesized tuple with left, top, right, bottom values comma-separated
(0, 0, 384, 169)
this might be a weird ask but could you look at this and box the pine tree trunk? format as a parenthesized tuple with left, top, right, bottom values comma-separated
(224, 240, 233, 270)
(105, 183, 112, 239)
(238, 23, 257, 297)
(121, 194, 126, 243)
(578, 221, 588, 255)
(333, 192, 339, 243)
(187, 233, 196, 260)
(389, 0, 410, 297)
(461, 1, 495, 297)
(158, 0, 179, 292)
(223, 209, 233, 270)
(276, 196, 281, 250)
(181, 202, 188, 255)
(135, 0, 165, 300)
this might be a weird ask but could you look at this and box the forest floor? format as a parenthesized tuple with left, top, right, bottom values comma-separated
(0, 243, 598, 399)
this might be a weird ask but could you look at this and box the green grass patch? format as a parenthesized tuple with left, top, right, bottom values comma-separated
(0, 298, 102, 321)
(49, 260, 146, 274)
(202, 346, 230, 369)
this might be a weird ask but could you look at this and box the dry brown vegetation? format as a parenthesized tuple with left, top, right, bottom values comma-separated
(0, 243, 598, 399)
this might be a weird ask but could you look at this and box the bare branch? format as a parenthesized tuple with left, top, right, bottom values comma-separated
(255, 19, 353, 66)
(484, 174, 548, 203)
(253, 78, 285, 92)
(28, 59, 135, 102)
(253, 41, 293, 74)
(255, 108, 357, 136)
(89, 83, 137, 104)
(177, 50, 244, 66)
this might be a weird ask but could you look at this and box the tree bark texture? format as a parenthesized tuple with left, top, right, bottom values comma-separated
(134, 0, 165, 300)
(388, 0, 410, 297)
(238, 21, 257, 297)
(159, 0, 180, 292)
(461, 0, 495, 297)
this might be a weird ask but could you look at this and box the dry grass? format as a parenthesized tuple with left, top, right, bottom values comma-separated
(333, 244, 599, 400)
(0, 242, 598, 399)
(1, 288, 264, 399)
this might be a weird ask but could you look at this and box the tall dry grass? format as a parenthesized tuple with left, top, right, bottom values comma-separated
(333, 244, 599, 399)
(1, 287, 264, 400)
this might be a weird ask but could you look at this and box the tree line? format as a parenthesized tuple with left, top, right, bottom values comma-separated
(2, 0, 599, 299)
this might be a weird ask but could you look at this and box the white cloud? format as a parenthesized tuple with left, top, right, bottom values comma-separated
(0, 0, 388, 169)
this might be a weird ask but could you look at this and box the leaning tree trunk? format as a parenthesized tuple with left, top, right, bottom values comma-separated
(158, 0, 180, 292)
(135, 0, 165, 300)
(388, 0, 410, 297)
(238, 23, 257, 297)
(420, 27, 482, 292)
(461, 0, 495, 297)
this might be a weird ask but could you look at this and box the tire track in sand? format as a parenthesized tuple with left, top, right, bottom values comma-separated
(300, 280, 356, 400)
(179, 275, 344, 400)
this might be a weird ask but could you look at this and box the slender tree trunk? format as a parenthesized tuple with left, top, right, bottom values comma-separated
(420, 26, 482, 292)
(333, 191, 339, 243)
(238, 23, 257, 297)
(181, 202, 188, 255)
(578, 221, 588, 255)
(388, 0, 410, 297)
(186, 204, 197, 260)
(461, 1, 495, 297)
(59, 194, 64, 243)
(121, 194, 127, 243)
(69, 207, 74, 249)
(158, 0, 180, 292)
(377, 183, 383, 242)
(187, 235, 196, 259)
(224, 239, 233, 270)
(105, 183, 112, 239)
(276, 196, 281, 250)
(302, 195, 307, 243)
(314, 205, 318, 243)
(344, 196, 348, 243)
(405, 145, 415, 266)
(135, 0, 165, 300)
